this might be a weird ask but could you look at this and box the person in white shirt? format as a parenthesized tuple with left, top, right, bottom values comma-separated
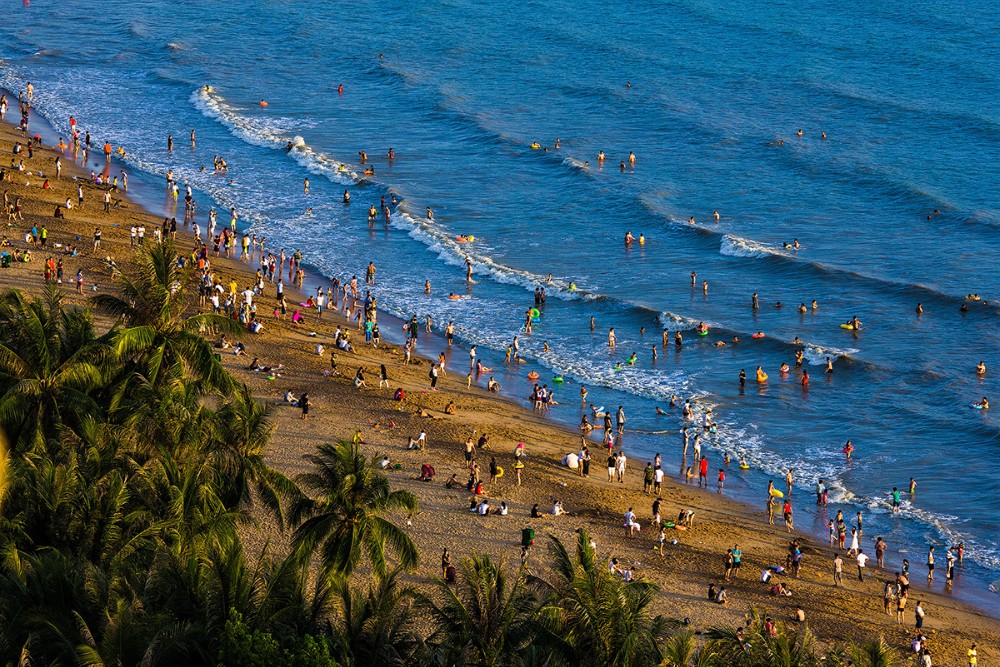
(624, 507, 640, 537)
(478, 499, 490, 516)
(616, 451, 627, 483)
(856, 549, 869, 581)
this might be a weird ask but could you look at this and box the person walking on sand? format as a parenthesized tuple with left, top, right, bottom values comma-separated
(441, 548, 451, 580)
(783, 499, 793, 532)
(299, 392, 311, 420)
(833, 552, 844, 586)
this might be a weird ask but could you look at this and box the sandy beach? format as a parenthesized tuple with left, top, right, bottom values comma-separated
(2, 110, 997, 663)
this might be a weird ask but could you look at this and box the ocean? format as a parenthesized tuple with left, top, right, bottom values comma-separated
(3, 0, 999, 611)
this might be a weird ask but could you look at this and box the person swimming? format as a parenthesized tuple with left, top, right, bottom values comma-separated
(626, 352, 637, 365)
(977, 361, 987, 375)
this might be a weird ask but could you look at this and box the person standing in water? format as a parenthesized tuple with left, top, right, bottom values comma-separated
(465, 257, 473, 282)
(608, 328, 617, 348)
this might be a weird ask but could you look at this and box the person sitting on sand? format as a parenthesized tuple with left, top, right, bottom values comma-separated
(487, 376, 501, 393)
(419, 463, 436, 481)
(770, 582, 792, 597)
(531, 503, 541, 518)
(444, 400, 456, 415)
(445, 473, 460, 489)
(715, 586, 729, 605)
(552, 500, 566, 516)
(379, 455, 392, 470)
(353, 367, 366, 389)
(233, 341, 246, 356)
(283, 390, 298, 406)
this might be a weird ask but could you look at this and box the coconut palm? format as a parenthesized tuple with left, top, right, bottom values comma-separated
(333, 568, 425, 666)
(423, 554, 539, 667)
(659, 630, 722, 667)
(845, 637, 898, 667)
(706, 608, 820, 667)
(0, 287, 103, 453)
(207, 386, 299, 527)
(537, 528, 668, 667)
(290, 440, 418, 577)
(91, 241, 238, 396)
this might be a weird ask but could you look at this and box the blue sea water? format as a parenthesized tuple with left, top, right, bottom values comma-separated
(3, 0, 1000, 611)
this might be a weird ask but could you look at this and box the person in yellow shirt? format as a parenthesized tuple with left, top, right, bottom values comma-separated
(968, 643, 977, 666)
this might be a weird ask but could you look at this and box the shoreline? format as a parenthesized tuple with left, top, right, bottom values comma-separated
(10, 84, 1000, 616)
(2, 103, 998, 662)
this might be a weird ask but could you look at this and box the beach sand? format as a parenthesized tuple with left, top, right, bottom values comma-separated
(1, 114, 997, 662)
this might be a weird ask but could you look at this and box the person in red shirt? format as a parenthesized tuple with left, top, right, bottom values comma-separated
(718, 468, 726, 492)
(699, 457, 709, 487)
(801, 369, 810, 386)
(783, 501, 794, 532)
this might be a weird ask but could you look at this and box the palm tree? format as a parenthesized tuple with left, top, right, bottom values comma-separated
(334, 568, 425, 666)
(845, 637, 898, 667)
(91, 241, 238, 396)
(208, 386, 299, 527)
(0, 287, 103, 453)
(706, 608, 820, 667)
(659, 630, 723, 667)
(423, 554, 539, 667)
(290, 440, 418, 578)
(537, 528, 668, 667)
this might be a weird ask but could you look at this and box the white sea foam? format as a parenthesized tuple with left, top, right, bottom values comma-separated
(657, 311, 708, 330)
(720, 234, 786, 259)
(803, 343, 859, 365)
(190, 87, 299, 149)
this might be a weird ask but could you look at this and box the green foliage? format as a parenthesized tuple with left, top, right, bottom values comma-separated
(291, 440, 419, 578)
(218, 610, 342, 667)
(537, 528, 669, 667)
(218, 610, 283, 667)
(423, 554, 540, 666)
